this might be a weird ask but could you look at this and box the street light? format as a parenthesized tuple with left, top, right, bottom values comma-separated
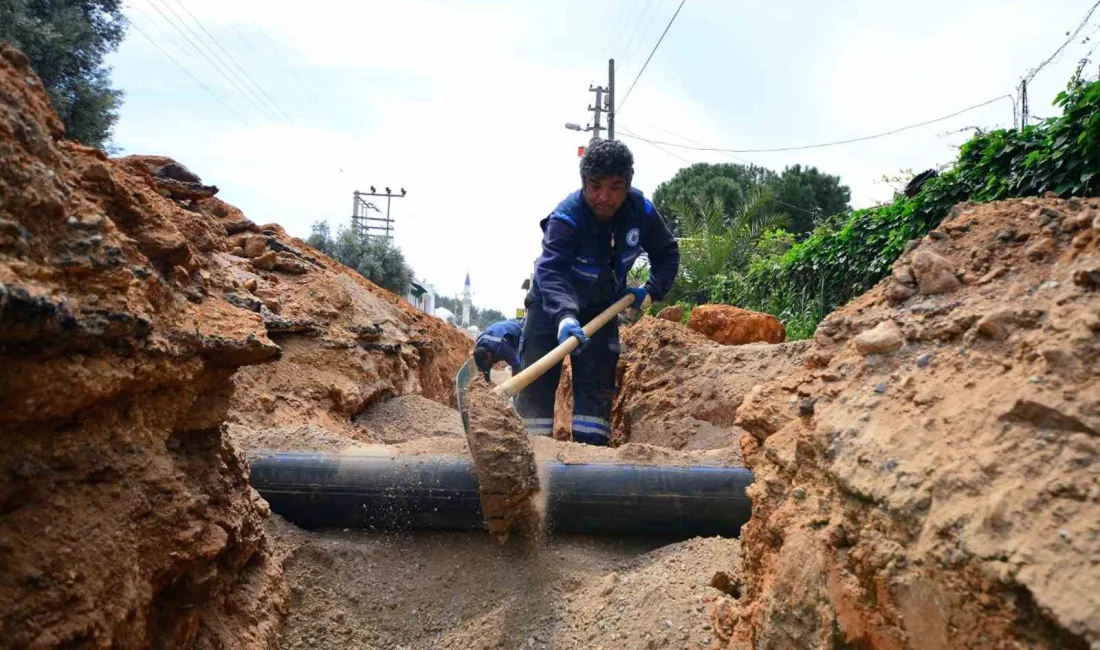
(564, 122, 584, 132)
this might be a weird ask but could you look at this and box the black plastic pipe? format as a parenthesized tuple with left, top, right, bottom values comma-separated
(249, 452, 753, 539)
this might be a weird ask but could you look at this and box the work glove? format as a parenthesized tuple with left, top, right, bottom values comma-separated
(622, 287, 651, 311)
(557, 317, 590, 355)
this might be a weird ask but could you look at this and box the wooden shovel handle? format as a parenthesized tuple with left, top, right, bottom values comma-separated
(494, 294, 636, 397)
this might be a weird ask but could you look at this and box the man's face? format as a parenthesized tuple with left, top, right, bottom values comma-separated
(583, 174, 628, 222)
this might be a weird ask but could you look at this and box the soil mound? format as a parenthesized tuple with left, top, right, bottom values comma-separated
(269, 513, 740, 650)
(730, 197, 1100, 648)
(0, 45, 287, 647)
(611, 318, 809, 451)
(354, 393, 465, 443)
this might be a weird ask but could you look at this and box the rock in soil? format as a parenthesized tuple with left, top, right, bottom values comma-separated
(686, 304, 787, 345)
(657, 304, 685, 322)
(853, 320, 904, 355)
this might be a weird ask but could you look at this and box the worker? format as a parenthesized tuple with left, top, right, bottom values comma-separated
(473, 318, 524, 382)
(516, 140, 679, 445)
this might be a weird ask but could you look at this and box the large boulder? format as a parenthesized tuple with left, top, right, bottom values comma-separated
(686, 304, 786, 345)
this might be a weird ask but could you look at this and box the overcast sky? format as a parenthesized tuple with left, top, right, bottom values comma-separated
(108, 0, 1098, 315)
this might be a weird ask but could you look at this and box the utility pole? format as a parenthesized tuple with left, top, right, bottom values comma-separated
(351, 186, 407, 242)
(607, 58, 615, 140)
(566, 60, 616, 147)
(588, 83, 606, 142)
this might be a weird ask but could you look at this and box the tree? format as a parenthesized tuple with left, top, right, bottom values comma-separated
(475, 308, 507, 330)
(663, 190, 788, 304)
(652, 162, 851, 237)
(355, 237, 414, 296)
(0, 0, 127, 148)
(652, 163, 776, 233)
(305, 221, 415, 296)
(766, 165, 851, 235)
(306, 221, 332, 255)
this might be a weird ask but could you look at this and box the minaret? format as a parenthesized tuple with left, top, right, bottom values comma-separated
(461, 272, 472, 327)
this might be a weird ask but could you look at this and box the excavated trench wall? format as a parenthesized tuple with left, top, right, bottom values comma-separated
(0, 43, 471, 646)
(0, 44, 288, 647)
(725, 198, 1100, 649)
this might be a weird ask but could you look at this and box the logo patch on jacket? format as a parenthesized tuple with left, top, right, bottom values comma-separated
(626, 227, 640, 247)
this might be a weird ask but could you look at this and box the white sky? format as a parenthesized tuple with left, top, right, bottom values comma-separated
(108, 0, 1099, 314)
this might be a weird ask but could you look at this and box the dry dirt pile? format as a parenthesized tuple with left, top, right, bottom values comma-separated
(269, 517, 741, 650)
(0, 45, 287, 647)
(552, 319, 808, 447)
(612, 319, 809, 451)
(726, 197, 1100, 648)
(107, 156, 471, 446)
(354, 394, 465, 443)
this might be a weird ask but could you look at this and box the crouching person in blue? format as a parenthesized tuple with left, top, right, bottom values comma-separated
(516, 140, 679, 445)
(473, 318, 523, 382)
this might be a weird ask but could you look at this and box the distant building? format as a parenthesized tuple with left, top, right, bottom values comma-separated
(434, 306, 456, 324)
(407, 279, 436, 314)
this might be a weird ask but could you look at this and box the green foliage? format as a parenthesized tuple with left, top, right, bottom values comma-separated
(306, 221, 332, 255)
(0, 0, 126, 148)
(765, 164, 852, 235)
(664, 189, 788, 305)
(653, 163, 774, 232)
(722, 72, 1100, 339)
(652, 162, 850, 236)
(308, 221, 415, 296)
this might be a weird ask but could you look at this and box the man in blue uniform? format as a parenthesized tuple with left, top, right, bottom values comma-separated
(473, 318, 523, 382)
(516, 140, 679, 445)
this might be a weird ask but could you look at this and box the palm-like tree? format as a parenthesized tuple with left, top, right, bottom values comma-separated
(668, 190, 790, 300)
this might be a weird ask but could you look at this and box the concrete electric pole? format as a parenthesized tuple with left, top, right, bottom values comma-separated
(566, 59, 616, 148)
(607, 58, 615, 141)
(588, 83, 606, 143)
(351, 186, 407, 242)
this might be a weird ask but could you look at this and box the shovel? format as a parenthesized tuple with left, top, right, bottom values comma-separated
(456, 293, 636, 431)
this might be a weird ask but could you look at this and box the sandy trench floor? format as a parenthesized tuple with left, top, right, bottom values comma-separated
(250, 394, 744, 650)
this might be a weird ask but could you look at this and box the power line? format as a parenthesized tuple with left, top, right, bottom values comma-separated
(620, 94, 1013, 153)
(623, 127, 692, 163)
(1023, 0, 1100, 84)
(616, 0, 658, 68)
(123, 16, 252, 126)
(225, 22, 311, 117)
(144, 0, 284, 125)
(169, 0, 296, 125)
(618, 0, 687, 113)
(600, 0, 636, 62)
(622, 0, 668, 67)
(250, 24, 328, 116)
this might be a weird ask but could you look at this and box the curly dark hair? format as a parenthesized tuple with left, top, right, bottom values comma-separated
(580, 139, 634, 185)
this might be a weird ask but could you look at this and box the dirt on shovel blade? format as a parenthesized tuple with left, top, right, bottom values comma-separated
(463, 377, 543, 542)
